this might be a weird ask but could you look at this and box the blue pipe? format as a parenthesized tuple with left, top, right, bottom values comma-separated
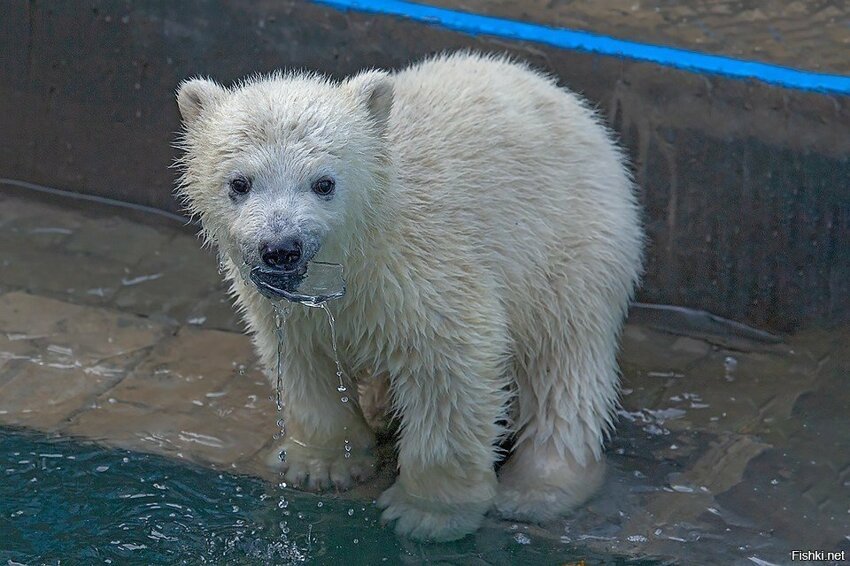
(311, 0, 850, 96)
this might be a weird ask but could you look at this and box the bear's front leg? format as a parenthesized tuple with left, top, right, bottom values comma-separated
(377, 325, 509, 541)
(268, 344, 376, 491)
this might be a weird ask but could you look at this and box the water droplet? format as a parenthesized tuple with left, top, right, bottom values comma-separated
(278, 499, 288, 509)
(337, 384, 347, 393)
(348, 508, 354, 516)
(317, 501, 323, 508)
(723, 355, 738, 382)
(341, 396, 349, 403)
(278, 450, 287, 462)
(344, 452, 351, 459)
(276, 418, 285, 428)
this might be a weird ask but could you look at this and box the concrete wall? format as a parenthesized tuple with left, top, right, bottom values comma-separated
(2, 1, 848, 332)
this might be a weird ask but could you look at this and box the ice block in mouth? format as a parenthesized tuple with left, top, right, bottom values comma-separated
(246, 262, 346, 306)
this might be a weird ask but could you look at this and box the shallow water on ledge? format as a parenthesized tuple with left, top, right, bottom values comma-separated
(0, 428, 646, 565)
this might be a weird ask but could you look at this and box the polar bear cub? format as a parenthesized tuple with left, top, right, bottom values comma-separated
(175, 52, 643, 541)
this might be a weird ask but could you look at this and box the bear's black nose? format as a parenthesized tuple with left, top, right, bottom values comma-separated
(261, 239, 302, 270)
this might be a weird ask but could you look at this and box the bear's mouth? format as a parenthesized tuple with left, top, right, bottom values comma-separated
(250, 264, 307, 293)
(246, 262, 346, 306)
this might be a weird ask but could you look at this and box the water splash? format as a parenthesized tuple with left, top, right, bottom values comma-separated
(237, 261, 348, 405)
(244, 263, 352, 479)
(248, 262, 345, 306)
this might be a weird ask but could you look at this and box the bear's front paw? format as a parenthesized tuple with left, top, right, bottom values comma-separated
(266, 437, 376, 492)
(377, 480, 493, 542)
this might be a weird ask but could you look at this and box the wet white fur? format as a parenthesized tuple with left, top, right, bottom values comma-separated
(176, 52, 643, 541)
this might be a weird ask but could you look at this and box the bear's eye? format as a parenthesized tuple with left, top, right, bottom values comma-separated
(229, 176, 252, 195)
(311, 177, 335, 198)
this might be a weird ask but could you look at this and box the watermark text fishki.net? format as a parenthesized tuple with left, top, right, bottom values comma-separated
(790, 550, 846, 562)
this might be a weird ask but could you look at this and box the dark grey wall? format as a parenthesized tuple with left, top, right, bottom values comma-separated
(2, 0, 849, 333)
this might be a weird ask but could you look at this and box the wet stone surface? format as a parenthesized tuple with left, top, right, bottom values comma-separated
(0, 191, 848, 563)
(65, 326, 275, 469)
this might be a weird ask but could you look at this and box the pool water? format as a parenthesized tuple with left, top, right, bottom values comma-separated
(0, 428, 644, 565)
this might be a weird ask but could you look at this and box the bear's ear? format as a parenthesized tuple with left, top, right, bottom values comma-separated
(176, 78, 224, 126)
(344, 70, 394, 131)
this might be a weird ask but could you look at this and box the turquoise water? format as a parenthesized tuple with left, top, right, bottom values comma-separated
(0, 428, 639, 565)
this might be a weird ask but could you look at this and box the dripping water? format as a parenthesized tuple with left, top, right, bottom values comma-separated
(272, 306, 291, 519)
(318, 303, 349, 404)
(264, 276, 351, 474)
(272, 306, 289, 465)
(316, 303, 353, 459)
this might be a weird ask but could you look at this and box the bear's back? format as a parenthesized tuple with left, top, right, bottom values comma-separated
(385, 52, 640, 282)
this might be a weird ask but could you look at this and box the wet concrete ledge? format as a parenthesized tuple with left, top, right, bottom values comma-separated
(1, 1, 848, 333)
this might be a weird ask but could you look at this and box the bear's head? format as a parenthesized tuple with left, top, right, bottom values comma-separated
(175, 70, 393, 283)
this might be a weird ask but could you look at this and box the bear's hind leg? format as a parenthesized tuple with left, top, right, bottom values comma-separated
(496, 316, 619, 522)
